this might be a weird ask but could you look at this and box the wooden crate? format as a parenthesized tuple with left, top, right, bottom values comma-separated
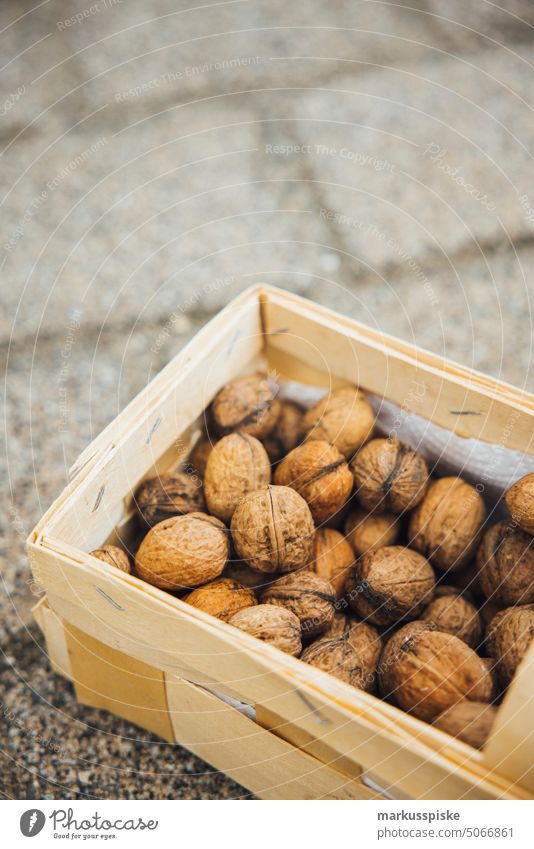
(27, 285, 534, 800)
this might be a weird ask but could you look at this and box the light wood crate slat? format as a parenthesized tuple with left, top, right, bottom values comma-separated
(165, 675, 380, 800)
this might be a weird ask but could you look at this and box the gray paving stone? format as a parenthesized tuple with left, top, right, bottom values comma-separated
(0, 98, 338, 342)
(0, 0, 448, 135)
(263, 43, 534, 269)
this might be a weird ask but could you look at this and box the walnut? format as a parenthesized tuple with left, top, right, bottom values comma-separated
(302, 387, 375, 459)
(135, 471, 205, 527)
(204, 433, 271, 523)
(300, 637, 369, 690)
(184, 577, 257, 621)
(274, 440, 353, 525)
(190, 433, 215, 477)
(350, 438, 429, 514)
(408, 477, 486, 572)
(433, 701, 497, 749)
(135, 512, 229, 590)
(346, 546, 435, 626)
(228, 604, 301, 655)
(379, 621, 494, 721)
(344, 507, 400, 557)
(262, 572, 335, 638)
(422, 592, 482, 649)
(223, 561, 272, 594)
(308, 528, 354, 600)
(504, 472, 534, 535)
(434, 582, 475, 605)
(485, 604, 534, 687)
(263, 400, 304, 463)
(476, 520, 534, 606)
(315, 613, 382, 689)
(211, 372, 280, 439)
(231, 485, 314, 574)
(90, 544, 131, 573)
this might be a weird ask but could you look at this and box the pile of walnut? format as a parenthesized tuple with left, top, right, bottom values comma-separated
(90, 373, 534, 752)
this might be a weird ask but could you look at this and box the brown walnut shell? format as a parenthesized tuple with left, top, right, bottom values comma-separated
(90, 545, 131, 573)
(185, 577, 256, 621)
(211, 372, 280, 439)
(316, 613, 382, 689)
(262, 572, 335, 638)
(204, 433, 271, 523)
(274, 440, 353, 525)
(135, 512, 229, 590)
(485, 604, 534, 687)
(302, 387, 375, 459)
(379, 621, 494, 721)
(422, 593, 482, 649)
(408, 477, 486, 572)
(228, 604, 301, 655)
(350, 438, 429, 514)
(263, 400, 304, 463)
(301, 638, 369, 690)
(505, 472, 534, 535)
(231, 485, 314, 574)
(433, 701, 497, 750)
(344, 507, 400, 557)
(223, 561, 272, 595)
(135, 471, 205, 527)
(347, 546, 435, 626)
(476, 520, 534, 606)
(308, 528, 354, 600)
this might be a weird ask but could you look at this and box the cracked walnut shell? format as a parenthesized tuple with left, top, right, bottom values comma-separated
(346, 545, 435, 626)
(228, 604, 302, 655)
(344, 507, 400, 557)
(274, 439, 353, 525)
(135, 512, 229, 590)
(302, 387, 375, 459)
(408, 477, 486, 572)
(477, 520, 534, 606)
(485, 604, 534, 687)
(185, 577, 257, 621)
(504, 472, 534, 535)
(204, 433, 271, 523)
(90, 544, 131, 573)
(262, 572, 335, 638)
(230, 485, 314, 574)
(379, 621, 494, 722)
(308, 528, 355, 600)
(211, 372, 280, 439)
(351, 438, 429, 514)
(135, 471, 205, 527)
